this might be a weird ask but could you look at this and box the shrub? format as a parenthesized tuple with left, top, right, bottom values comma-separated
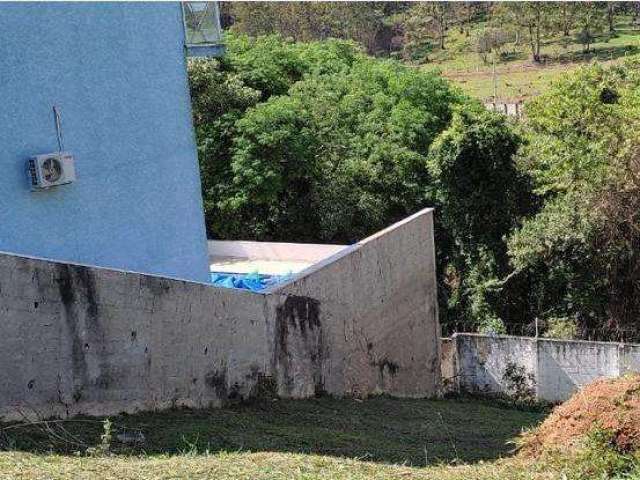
(502, 362, 536, 404)
(554, 427, 640, 480)
(544, 317, 578, 340)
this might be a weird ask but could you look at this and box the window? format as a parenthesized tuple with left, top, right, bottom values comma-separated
(182, 2, 224, 57)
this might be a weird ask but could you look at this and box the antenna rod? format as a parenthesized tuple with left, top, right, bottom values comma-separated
(53, 105, 64, 154)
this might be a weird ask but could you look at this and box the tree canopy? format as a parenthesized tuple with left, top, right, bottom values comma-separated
(509, 58, 640, 340)
(189, 30, 640, 342)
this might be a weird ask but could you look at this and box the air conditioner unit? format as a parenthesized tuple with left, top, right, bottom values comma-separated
(27, 152, 76, 190)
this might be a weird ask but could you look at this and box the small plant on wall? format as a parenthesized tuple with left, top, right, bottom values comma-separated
(503, 361, 536, 404)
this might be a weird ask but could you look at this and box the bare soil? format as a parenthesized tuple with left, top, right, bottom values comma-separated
(521, 374, 640, 456)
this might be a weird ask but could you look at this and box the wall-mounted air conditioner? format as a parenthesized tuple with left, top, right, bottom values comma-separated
(27, 152, 76, 190)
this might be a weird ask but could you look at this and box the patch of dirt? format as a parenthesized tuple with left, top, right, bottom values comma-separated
(520, 374, 640, 456)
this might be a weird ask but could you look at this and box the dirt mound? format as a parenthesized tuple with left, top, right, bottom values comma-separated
(521, 374, 640, 456)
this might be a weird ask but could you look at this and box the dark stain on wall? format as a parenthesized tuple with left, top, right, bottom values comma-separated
(278, 295, 320, 338)
(55, 263, 106, 404)
(204, 365, 274, 404)
(374, 358, 400, 376)
(77, 267, 99, 318)
(274, 295, 324, 396)
(227, 383, 242, 401)
(94, 371, 111, 390)
(204, 369, 227, 399)
(141, 275, 171, 296)
(56, 264, 75, 306)
(248, 373, 278, 401)
(371, 357, 400, 391)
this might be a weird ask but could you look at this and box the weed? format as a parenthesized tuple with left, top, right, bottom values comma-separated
(86, 418, 112, 457)
(503, 362, 537, 404)
(178, 433, 212, 457)
(550, 427, 640, 480)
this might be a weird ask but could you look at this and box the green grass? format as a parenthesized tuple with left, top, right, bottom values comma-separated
(0, 397, 551, 479)
(440, 65, 570, 101)
(421, 17, 640, 101)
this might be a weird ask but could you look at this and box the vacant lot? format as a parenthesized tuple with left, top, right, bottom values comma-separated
(0, 397, 553, 479)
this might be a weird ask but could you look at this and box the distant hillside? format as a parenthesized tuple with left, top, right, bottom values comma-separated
(221, 2, 640, 101)
(430, 16, 640, 101)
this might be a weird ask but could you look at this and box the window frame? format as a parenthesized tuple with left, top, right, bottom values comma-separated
(181, 2, 224, 58)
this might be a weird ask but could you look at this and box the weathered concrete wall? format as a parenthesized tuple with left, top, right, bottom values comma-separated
(536, 339, 619, 402)
(454, 334, 537, 397)
(0, 255, 272, 420)
(447, 334, 640, 402)
(267, 209, 441, 399)
(484, 102, 523, 118)
(208, 240, 348, 275)
(439, 338, 457, 395)
(620, 344, 640, 374)
(0, 209, 439, 419)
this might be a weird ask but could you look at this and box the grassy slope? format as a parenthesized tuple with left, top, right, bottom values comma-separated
(0, 397, 551, 479)
(424, 18, 640, 101)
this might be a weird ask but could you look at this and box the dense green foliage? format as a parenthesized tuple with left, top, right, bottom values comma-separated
(189, 33, 530, 335)
(189, 31, 640, 341)
(427, 106, 534, 332)
(189, 35, 359, 240)
(508, 58, 640, 340)
(190, 33, 466, 243)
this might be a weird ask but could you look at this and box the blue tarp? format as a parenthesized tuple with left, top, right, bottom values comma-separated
(209, 271, 291, 292)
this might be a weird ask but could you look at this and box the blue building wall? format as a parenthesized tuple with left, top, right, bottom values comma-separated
(0, 3, 210, 282)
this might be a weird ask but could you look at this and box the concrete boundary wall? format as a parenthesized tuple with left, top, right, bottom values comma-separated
(0, 209, 439, 419)
(443, 334, 640, 402)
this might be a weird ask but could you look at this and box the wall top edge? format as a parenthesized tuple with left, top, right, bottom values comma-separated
(450, 332, 640, 349)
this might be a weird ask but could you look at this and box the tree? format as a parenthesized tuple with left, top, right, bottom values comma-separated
(607, 2, 617, 32)
(555, 2, 580, 37)
(575, 2, 606, 53)
(403, 1, 453, 60)
(187, 58, 262, 238)
(475, 28, 513, 64)
(634, 2, 640, 24)
(189, 33, 465, 243)
(510, 58, 640, 340)
(428, 106, 529, 263)
(188, 34, 359, 239)
(492, 2, 554, 63)
(455, 2, 490, 36)
(427, 106, 533, 332)
(227, 3, 330, 42)
(226, 2, 408, 56)
(224, 53, 463, 242)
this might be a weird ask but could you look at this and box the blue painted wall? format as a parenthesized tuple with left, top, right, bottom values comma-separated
(0, 2, 210, 282)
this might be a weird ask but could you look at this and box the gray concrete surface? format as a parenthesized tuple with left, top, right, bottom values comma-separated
(443, 333, 640, 402)
(0, 209, 439, 419)
(268, 209, 441, 399)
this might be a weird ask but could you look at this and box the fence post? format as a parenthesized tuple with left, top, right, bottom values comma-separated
(535, 336, 542, 400)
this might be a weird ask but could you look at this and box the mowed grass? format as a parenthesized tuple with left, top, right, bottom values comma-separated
(0, 396, 550, 479)
(442, 65, 569, 101)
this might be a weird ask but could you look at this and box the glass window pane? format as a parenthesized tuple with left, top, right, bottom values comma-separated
(183, 2, 222, 45)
